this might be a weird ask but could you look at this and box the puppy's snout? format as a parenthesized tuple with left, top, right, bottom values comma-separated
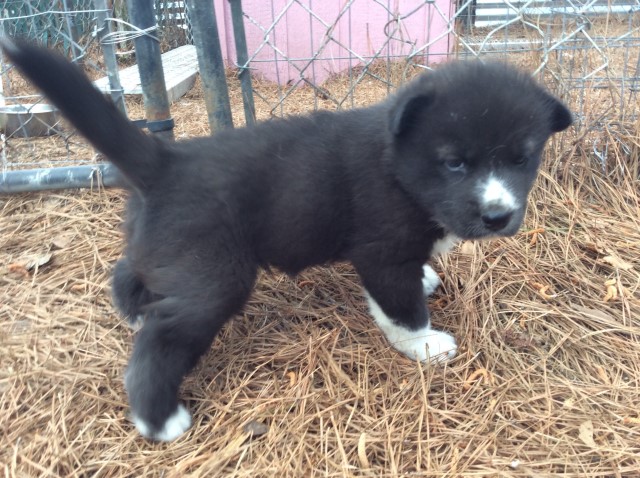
(481, 207, 513, 231)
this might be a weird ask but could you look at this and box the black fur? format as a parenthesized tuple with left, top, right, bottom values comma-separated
(2, 38, 572, 440)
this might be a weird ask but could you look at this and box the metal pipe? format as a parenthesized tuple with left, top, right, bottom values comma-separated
(185, 0, 233, 132)
(0, 163, 125, 193)
(93, 0, 127, 115)
(229, 0, 255, 125)
(125, 0, 174, 140)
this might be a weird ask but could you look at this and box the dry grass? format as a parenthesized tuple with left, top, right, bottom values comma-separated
(2, 38, 640, 477)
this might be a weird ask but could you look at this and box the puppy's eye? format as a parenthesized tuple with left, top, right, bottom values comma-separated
(514, 156, 528, 165)
(445, 158, 466, 172)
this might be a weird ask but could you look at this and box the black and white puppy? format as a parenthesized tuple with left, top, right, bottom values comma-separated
(2, 39, 572, 441)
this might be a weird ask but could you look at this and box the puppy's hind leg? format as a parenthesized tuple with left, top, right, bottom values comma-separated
(124, 258, 256, 441)
(112, 257, 155, 330)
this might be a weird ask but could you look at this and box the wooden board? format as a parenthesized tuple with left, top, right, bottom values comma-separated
(94, 44, 198, 104)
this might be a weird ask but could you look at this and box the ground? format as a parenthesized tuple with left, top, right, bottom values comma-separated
(1, 56, 640, 476)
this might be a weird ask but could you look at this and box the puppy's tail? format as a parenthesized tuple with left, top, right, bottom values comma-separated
(1, 38, 161, 193)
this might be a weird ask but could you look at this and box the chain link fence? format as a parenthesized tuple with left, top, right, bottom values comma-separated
(1, 0, 103, 184)
(1, 0, 95, 57)
(233, 0, 640, 123)
(1, 0, 639, 192)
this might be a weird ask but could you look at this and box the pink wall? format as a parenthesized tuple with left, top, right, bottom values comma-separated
(212, 0, 454, 85)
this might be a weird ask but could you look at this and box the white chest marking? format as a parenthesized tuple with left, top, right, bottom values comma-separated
(422, 265, 441, 296)
(431, 234, 459, 257)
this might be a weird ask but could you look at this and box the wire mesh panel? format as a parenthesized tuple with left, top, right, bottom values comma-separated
(0, 0, 191, 190)
(458, 1, 640, 176)
(233, 0, 455, 114)
(1, 0, 96, 54)
(0, 0, 105, 180)
(153, 0, 191, 47)
(456, 0, 640, 121)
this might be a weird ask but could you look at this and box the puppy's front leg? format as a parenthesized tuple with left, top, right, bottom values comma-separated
(356, 261, 457, 363)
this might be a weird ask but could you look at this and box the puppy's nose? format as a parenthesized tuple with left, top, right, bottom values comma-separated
(481, 208, 513, 231)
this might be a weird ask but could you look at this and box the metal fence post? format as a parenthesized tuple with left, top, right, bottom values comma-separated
(93, 0, 127, 116)
(184, 0, 233, 132)
(229, 0, 255, 126)
(62, 0, 83, 62)
(125, 0, 174, 140)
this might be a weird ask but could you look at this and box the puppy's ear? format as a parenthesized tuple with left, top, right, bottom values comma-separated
(545, 93, 573, 132)
(390, 92, 433, 137)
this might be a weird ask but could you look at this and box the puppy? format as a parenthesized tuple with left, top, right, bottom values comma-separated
(2, 39, 572, 441)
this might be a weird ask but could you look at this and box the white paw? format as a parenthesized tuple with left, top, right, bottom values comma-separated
(422, 265, 441, 296)
(367, 294, 457, 364)
(406, 329, 457, 363)
(128, 314, 145, 331)
(132, 404, 192, 441)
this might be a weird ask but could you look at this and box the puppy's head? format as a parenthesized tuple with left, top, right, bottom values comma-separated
(388, 61, 572, 240)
